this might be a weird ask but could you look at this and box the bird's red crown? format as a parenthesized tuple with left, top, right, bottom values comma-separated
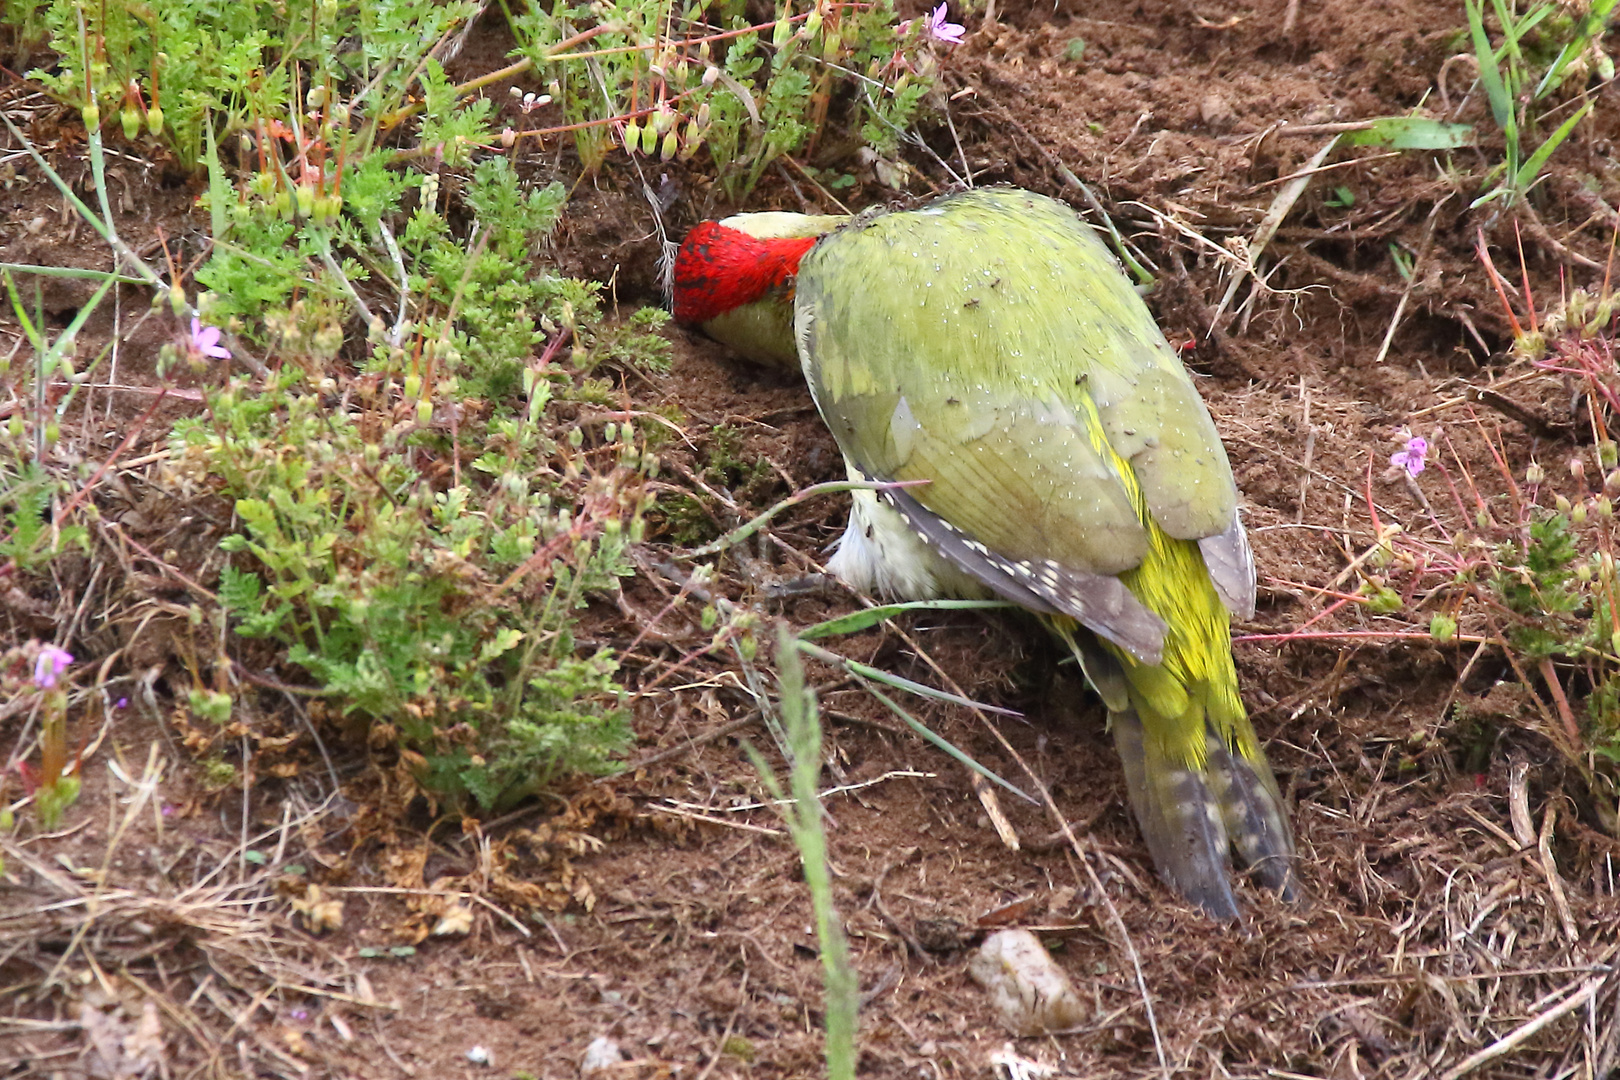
(672, 222, 818, 325)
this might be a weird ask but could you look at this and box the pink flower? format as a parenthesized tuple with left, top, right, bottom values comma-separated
(33, 645, 73, 688)
(1390, 436, 1428, 478)
(188, 317, 231, 361)
(903, 3, 965, 45)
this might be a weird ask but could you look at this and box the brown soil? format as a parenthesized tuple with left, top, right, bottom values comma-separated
(5, 0, 1620, 1077)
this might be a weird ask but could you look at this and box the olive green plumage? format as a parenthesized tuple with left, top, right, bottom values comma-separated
(687, 187, 1296, 917)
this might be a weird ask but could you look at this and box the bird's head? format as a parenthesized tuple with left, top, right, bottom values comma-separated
(671, 221, 820, 325)
(671, 211, 846, 368)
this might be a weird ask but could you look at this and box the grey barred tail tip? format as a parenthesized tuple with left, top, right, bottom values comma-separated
(1112, 709, 1298, 921)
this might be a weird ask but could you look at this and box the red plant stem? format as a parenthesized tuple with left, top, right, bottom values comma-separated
(1513, 219, 1539, 335)
(1234, 630, 1492, 645)
(1476, 225, 1524, 338)
(504, 87, 699, 144)
(1464, 402, 1523, 527)
(1537, 656, 1583, 747)
(39, 699, 66, 788)
(56, 386, 169, 525)
(1440, 425, 1494, 525)
(1363, 451, 1382, 536)
(1284, 595, 1355, 636)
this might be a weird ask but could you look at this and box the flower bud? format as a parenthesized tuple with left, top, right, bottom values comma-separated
(679, 119, 702, 159)
(1555, 494, 1572, 514)
(660, 128, 678, 161)
(1601, 440, 1618, 469)
(1525, 462, 1545, 485)
(702, 66, 719, 87)
(81, 103, 101, 131)
(641, 121, 658, 155)
(1570, 457, 1587, 483)
(501, 127, 516, 148)
(1429, 615, 1457, 643)
(146, 105, 163, 136)
(772, 15, 792, 47)
(1573, 500, 1588, 525)
(622, 119, 641, 153)
(1601, 497, 1615, 518)
(121, 105, 142, 140)
(295, 182, 315, 217)
(416, 398, 433, 425)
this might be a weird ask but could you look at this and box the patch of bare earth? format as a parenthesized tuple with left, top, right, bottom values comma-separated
(5, 0, 1620, 1076)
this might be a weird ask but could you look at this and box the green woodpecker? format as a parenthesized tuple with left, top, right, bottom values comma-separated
(673, 188, 1295, 919)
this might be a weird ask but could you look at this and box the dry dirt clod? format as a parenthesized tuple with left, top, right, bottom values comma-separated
(967, 928, 1087, 1036)
(580, 1035, 627, 1076)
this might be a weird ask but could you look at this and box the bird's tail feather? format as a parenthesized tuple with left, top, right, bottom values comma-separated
(1199, 725, 1297, 900)
(1049, 616, 1297, 918)
(1111, 706, 1297, 919)
(1111, 707, 1242, 919)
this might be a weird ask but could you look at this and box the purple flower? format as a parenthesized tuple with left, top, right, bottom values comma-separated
(1391, 436, 1428, 478)
(188, 317, 231, 361)
(908, 3, 964, 44)
(33, 645, 73, 689)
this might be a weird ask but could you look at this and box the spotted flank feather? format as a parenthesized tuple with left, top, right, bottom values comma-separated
(881, 484, 1168, 664)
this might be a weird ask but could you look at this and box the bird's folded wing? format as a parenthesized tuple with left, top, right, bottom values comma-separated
(795, 188, 1249, 649)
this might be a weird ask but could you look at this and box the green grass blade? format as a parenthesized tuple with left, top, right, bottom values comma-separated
(796, 640, 1023, 718)
(1534, 0, 1618, 99)
(0, 113, 113, 250)
(862, 682, 1035, 804)
(0, 265, 145, 284)
(1467, 0, 1514, 132)
(204, 122, 229, 244)
(744, 630, 858, 1078)
(1340, 116, 1474, 149)
(1513, 100, 1593, 192)
(685, 478, 926, 558)
(797, 599, 1014, 640)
